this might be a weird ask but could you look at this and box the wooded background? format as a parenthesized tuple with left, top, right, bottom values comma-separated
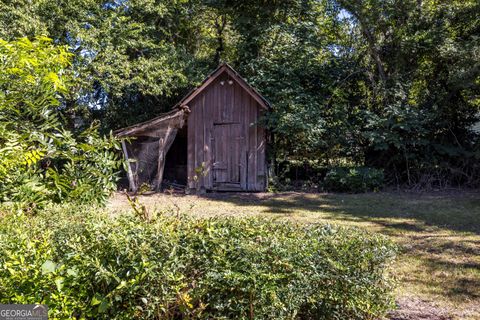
(2, 0, 479, 188)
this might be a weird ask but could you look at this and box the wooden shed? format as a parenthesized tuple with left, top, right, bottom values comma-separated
(116, 63, 269, 192)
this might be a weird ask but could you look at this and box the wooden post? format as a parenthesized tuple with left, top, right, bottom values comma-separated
(121, 140, 137, 192)
(155, 137, 165, 191)
(155, 126, 173, 191)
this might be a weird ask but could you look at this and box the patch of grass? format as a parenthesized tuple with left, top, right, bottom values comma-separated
(109, 191, 480, 319)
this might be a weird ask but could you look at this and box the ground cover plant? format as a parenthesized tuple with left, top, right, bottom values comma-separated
(0, 205, 397, 319)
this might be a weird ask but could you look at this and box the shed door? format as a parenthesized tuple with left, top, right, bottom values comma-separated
(212, 124, 243, 189)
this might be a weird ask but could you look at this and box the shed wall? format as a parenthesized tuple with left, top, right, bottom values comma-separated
(187, 73, 266, 191)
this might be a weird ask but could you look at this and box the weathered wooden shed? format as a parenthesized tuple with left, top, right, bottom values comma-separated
(116, 63, 269, 192)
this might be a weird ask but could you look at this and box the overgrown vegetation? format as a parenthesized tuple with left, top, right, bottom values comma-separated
(0, 34, 399, 319)
(108, 192, 480, 319)
(324, 167, 384, 193)
(0, 205, 397, 319)
(1, 0, 478, 189)
(0, 37, 122, 208)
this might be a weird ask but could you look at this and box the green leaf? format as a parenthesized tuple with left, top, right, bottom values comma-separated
(66, 267, 78, 277)
(98, 300, 109, 313)
(55, 277, 64, 291)
(41, 260, 56, 274)
(91, 294, 102, 306)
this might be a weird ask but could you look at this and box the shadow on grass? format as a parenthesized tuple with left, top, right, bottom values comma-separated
(130, 191, 480, 306)
(198, 192, 480, 235)
(418, 255, 480, 300)
(194, 191, 480, 304)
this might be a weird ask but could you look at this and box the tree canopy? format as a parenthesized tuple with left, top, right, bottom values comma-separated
(1, 0, 479, 188)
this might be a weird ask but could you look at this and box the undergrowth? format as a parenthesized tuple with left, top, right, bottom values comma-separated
(0, 205, 397, 319)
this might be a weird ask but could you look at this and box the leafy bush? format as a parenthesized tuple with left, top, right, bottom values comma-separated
(0, 37, 122, 208)
(323, 167, 384, 193)
(0, 205, 397, 319)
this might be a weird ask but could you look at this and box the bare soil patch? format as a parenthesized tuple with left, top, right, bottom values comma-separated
(388, 298, 453, 320)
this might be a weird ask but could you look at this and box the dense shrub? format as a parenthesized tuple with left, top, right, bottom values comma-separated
(323, 167, 385, 193)
(0, 205, 397, 319)
(0, 37, 122, 208)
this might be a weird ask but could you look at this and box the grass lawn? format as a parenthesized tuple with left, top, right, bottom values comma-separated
(109, 191, 480, 319)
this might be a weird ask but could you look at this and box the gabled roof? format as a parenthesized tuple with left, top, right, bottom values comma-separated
(175, 63, 270, 110)
(115, 63, 269, 137)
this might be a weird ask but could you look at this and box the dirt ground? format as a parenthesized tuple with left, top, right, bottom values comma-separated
(108, 191, 480, 320)
(387, 298, 454, 320)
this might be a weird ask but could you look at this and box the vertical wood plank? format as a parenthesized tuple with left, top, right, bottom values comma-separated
(250, 97, 258, 190)
(221, 75, 226, 122)
(239, 85, 247, 190)
(225, 76, 231, 123)
(215, 78, 220, 123)
(257, 107, 266, 190)
(227, 124, 232, 182)
(234, 80, 241, 124)
(222, 125, 227, 182)
(229, 76, 235, 122)
(196, 94, 204, 189)
(243, 88, 248, 189)
(204, 84, 213, 189)
(214, 79, 220, 124)
(246, 94, 253, 190)
(187, 101, 195, 190)
(234, 124, 241, 183)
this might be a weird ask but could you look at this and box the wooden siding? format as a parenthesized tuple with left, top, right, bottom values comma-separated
(187, 72, 267, 191)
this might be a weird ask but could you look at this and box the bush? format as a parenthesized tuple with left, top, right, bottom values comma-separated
(0, 205, 397, 319)
(324, 167, 384, 193)
(0, 37, 122, 208)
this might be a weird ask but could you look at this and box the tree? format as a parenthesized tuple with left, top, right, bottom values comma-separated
(338, 0, 480, 186)
(1, 0, 479, 188)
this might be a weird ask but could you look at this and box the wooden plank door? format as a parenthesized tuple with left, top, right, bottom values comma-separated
(212, 123, 243, 190)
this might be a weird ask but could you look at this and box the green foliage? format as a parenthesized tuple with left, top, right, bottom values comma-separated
(0, 37, 122, 208)
(1, 1, 479, 188)
(0, 205, 397, 319)
(324, 167, 385, 193)
(334, 0, 480, 187)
